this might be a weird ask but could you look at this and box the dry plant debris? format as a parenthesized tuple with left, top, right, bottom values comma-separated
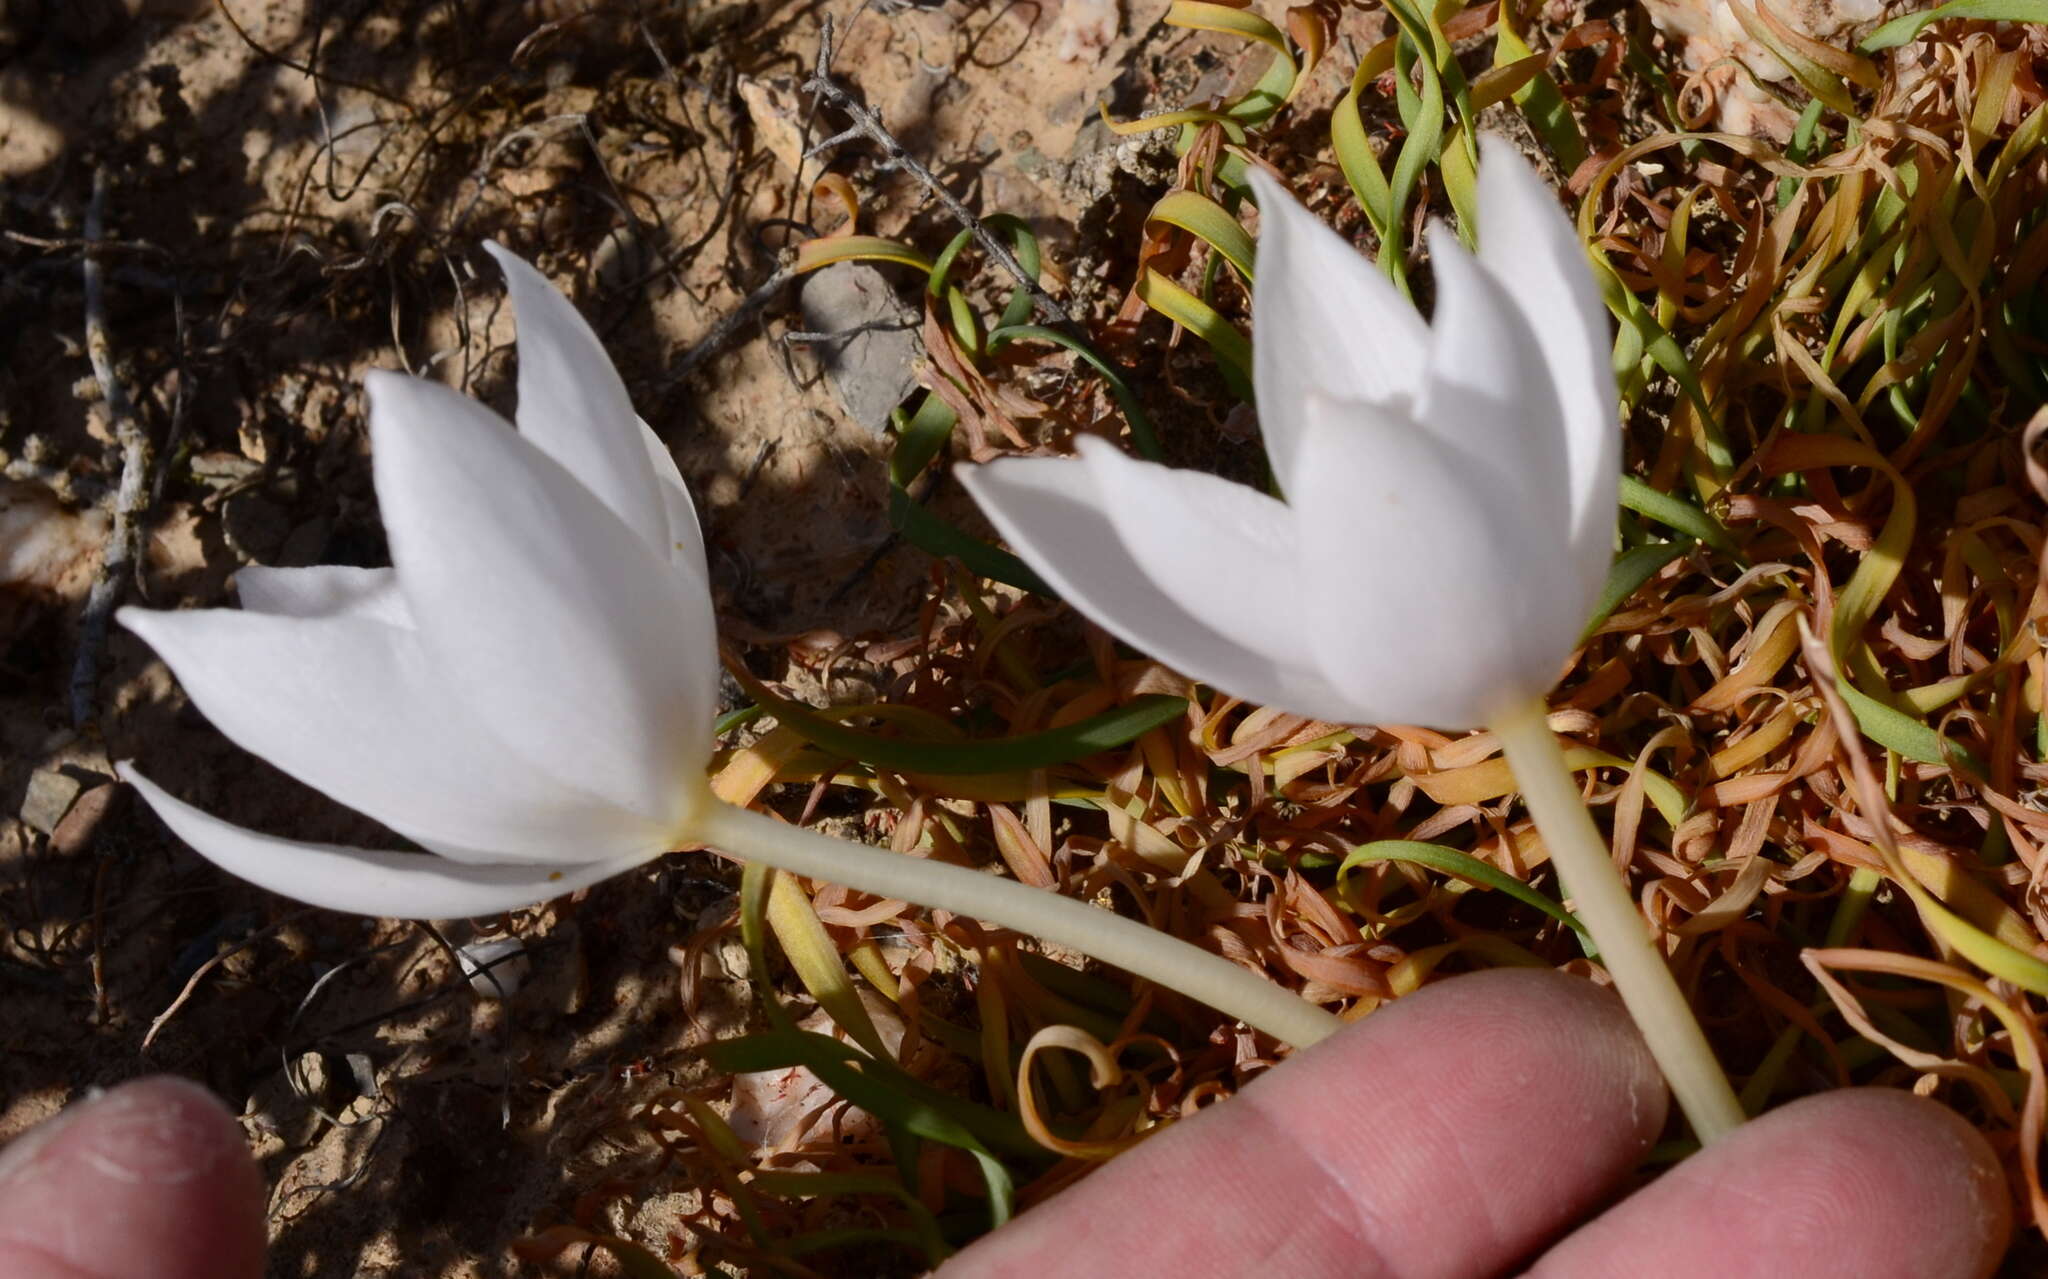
(5, 0, 2048, 1275)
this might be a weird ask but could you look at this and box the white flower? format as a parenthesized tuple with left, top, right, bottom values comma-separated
(118, 245, 717, 919)
(109, 250, 1346, 1047)
(959, 138, 1617, 730)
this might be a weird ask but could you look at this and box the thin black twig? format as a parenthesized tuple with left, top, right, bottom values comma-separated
(802, 16, 1079, 336)
(668, 258, 799, 383)
(70, 168, 155, 729)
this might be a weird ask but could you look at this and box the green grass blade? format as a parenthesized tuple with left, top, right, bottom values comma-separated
(1582, 539, 1691, 638)
(889, 484, 1056, 597)
(1617, 476, 1737, 554)
(1336, 839, 1593, 950)
(986, 325, 1163, 461)
(1861, 0, 2048, 51)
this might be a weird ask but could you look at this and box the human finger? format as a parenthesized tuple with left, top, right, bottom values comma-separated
(1525, 1088, 2009, 1279)
(947, 967, 1669, 1277)
(0, 1075, 266, 1279)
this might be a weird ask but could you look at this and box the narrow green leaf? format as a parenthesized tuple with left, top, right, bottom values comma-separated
(1840, 682, 1986, 775)
(889, 394, 959, 489)
(1135, 268, 1253, 394)
(1384, 36, 1447, 278)
(1146, 190, 1257, 283)
(1165, 1, 1298, 123)
(713, 704, 763, 736)
(889, 484, 1055, 597)
(1582, 539, 1691, 639)
(1779, 98, 1828, 209)
(1592, 258, 1734, 484)
(795, 235, 934, 275)
(986, 324, 1162, 461)
(704, 1028, 1035, 1219)
(927, 228, 975, 300)
(1497, 16, 1586, 171)
(987, 214, 1042, 331)
(1617, 475, 1738, 554)
(1336, 839, 1593, 950)
(1861, 0, 2048, 51)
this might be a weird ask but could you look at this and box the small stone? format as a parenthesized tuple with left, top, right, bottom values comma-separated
(20, 769, 81, 836)
(798, 263, 920, 435)
(1055, 0, 1119, 61)
(0, 479, 105, 598)
(336, 1094, 378, 1125)
(49, 782, 119, 855)
(458, 937, 530, 998)
(237, 419, 270, 465)
(189, 452, 261, 488)
(592, 225, 647, 294)
(737, 74, 821, 179)
(287, 1051, 335, 1107)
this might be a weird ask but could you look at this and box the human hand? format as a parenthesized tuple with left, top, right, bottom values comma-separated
(0, 973, 2012, 1279)
(0, 1076, 265, 1279)
(949, 968, 2012, 1278)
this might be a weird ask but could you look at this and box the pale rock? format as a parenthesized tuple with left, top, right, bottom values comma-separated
(1056, 0, 1120, 62)
(457, 936, 530, 998)
(737, 74, 821, 179)
(1641, 0, 1886, 138)
(723, 994, 904, 1152)
(0, 480, 105, 600)
(20, 769, 82, 836)
(798, 262, 920, 434)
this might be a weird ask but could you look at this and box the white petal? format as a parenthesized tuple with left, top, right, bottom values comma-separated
(1246, 168, 1430, 493)
(1292, 393, 1582, 729)
(118, 605, 667, 863)
(1070, 437, 1315, 661)
(1475, 137, 1619, 611)
(639, 417, 709, 580)
(959, 450, 1363, 721)
(485, 243, 670, 555)
(367, 372, 716, 820)
(122, 765, 652, 919)
(1419, 223, 1572, 548)
(235, 565, 411, 627)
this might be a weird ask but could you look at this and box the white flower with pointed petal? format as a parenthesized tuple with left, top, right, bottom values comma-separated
(110, 250, 1343, 1048)
(960, 138, 1618, 731)
(963, 145, 1754, 1138)
(118, 243, 718, 920)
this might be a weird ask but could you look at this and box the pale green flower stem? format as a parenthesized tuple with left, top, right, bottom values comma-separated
(693, 799, 1344, 1049)
(1493, 697, 1747, 1144)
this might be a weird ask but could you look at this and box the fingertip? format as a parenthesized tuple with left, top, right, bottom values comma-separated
(1762, 1090, 2010, 1277)
(0, 1076, 266, 1279)
(949, 967, 1673, 1278)
(1531, 1087, 2010, 1279)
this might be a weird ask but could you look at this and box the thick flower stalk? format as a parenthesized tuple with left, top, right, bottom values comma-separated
(961, 139, 1745, 1141)
(120, 246, 1336, 1049)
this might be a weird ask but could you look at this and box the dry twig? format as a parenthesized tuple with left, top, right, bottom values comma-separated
(69, 168, 154, 728)
(803, 16, 1080, 335)
(669, 258, 801, 383)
